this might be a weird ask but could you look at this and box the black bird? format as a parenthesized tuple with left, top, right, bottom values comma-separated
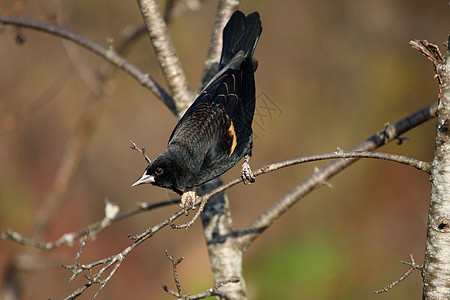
(132, 11, 262, 207)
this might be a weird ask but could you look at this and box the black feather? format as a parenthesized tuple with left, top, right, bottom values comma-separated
(220, 11, 262, 69)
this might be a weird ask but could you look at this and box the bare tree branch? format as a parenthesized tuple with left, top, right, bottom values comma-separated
(165, 250, 185, 297)
(0, 14, 175, 112)
(61, 283, 92, 300)
(91, 254, 125, 299)
(166, 277, 240, 300)
(373, 254, 422, 294)
(2, 147, 429, 248)
(415, 37, 450, 299)
(137, 0, 194, 116)
(183, 277, 240, 300)
(258, 149, 431, 174)
(170, 148, 432, 230)
(0, 199, 179, 250)
(59, 207, 187, 298)
(69, 229, 89, 282)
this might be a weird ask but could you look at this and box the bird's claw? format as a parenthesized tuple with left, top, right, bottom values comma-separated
(241, 155, 255, 185)
(180, 189, 196, 215)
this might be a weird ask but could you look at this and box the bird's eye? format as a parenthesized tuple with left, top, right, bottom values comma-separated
(155, 167, 164, 176)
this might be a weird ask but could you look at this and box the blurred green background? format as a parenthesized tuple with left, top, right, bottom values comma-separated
(1, 0, 448, 299)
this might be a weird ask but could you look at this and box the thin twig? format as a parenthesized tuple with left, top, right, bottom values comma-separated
(62, 282, 92, 300)
(409, 40, 444, 99)
(401, 256, 423, 275)
(61, 208, 187, 298)
(64, 253, 126, 299)
(373, 254, 422, 294)
(70, 229, 89, 282)
(0, 230, 77, 251)
(130, 140, 152, 163)
(410, 40, 444, 67)
(92, 254, 125, 300)
(166, 277, 240, 300)
(163, 250, 240, 300)
(184, 277, 240, 300)
(62, 255, 116, 275)
(165, 250, 185, 297)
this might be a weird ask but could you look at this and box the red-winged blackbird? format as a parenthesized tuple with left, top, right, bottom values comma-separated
(132, 10, 262, 206)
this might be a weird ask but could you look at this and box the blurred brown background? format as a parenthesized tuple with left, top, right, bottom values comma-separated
(1, 0, 449, 299)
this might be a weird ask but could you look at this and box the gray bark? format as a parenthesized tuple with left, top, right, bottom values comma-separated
(423, 39, 450, 299)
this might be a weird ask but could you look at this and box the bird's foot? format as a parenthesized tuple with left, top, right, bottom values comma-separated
(241, 155, 256, 184)
(180, 189, 196, 215)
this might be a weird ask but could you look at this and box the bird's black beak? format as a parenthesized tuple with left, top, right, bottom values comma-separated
(131, 173, 155, 187)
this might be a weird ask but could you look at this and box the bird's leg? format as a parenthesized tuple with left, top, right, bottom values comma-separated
(180, 188, 196, 215)
(241, 154, 255, 184)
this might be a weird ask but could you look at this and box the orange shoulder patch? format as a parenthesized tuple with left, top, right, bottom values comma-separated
(228, 120, 237, 156)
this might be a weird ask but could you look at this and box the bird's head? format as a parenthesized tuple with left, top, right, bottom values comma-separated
(131, 149, 186, 194)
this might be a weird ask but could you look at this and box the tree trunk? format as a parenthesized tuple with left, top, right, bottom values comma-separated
(198, 178, 247, 300)
(422, 38, 450, 299)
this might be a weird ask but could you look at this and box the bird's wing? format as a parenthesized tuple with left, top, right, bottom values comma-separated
(168, 69, 249, 164)
(168, 95, 232, 160)
(205, 60, 256, 153)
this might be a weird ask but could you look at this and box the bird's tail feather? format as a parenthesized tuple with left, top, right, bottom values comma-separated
(219, 11, 262, 70)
